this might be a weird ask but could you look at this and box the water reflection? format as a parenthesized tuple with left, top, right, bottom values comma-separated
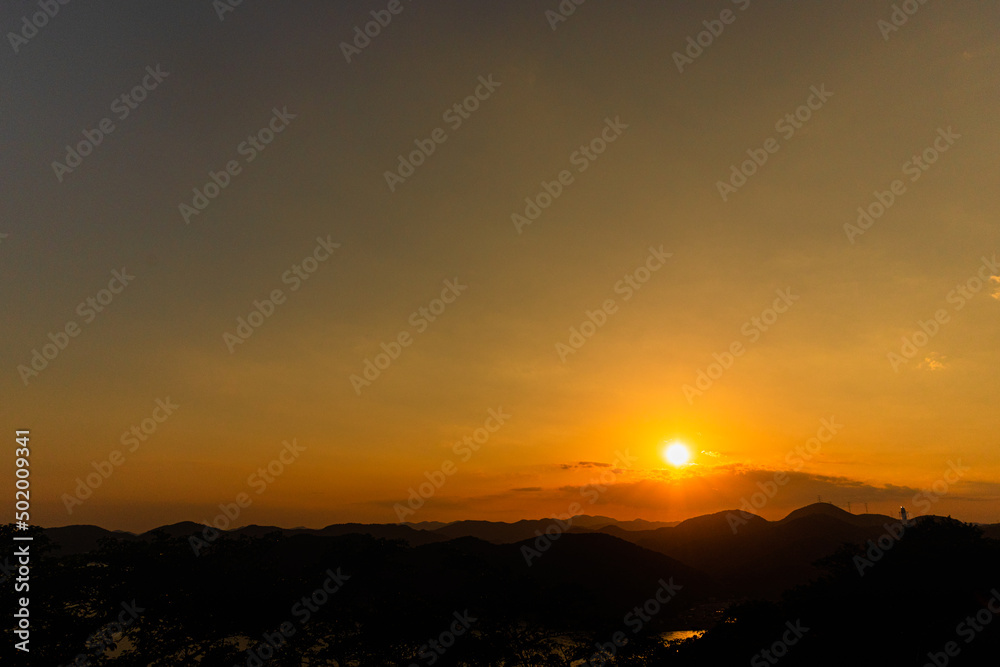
(660, 629, 705, 645)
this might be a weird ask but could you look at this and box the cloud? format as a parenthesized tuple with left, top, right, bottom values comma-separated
(918, 353, 947, 371)
(560, 461, 613, 470)
(511, 487, 542, 492)
(430, 465, 1000, 523)
(990, 275, 1000, 300)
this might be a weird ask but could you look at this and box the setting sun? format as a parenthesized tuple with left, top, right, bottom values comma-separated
(664, 442, 691, 467)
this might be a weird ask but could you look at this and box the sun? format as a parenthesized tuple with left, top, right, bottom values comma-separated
(663, 442, 691, 467)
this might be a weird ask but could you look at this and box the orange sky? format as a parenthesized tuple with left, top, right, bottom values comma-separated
(2, 1, 998, 532)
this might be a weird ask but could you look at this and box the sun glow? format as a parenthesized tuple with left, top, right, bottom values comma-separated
(663, 442, 691, 467)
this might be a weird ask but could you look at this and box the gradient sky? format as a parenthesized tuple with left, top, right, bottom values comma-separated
(2, 1, 998, 532)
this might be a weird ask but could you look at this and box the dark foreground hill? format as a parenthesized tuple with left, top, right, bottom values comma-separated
(11, 516, 1000, 667)
(620, 504, 908, 598)
(7, 525, 712, 666)
(397, 503, 950, 599)
(14, 506, 1000, 666)
(648, 517, 1000, 667)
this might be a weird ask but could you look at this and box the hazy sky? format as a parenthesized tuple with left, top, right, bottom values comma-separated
(2, 1, 998, 531)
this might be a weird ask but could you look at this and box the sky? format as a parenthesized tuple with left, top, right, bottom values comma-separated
(1, 1, 998, 532)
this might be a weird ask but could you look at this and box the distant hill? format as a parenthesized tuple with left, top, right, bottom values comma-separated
(425, 516, 677, 542)
(140, 521, 210, 539)
(43, 524, 136, 555)
(560, 514, 679, 531)
(779, 502, 895, 527)
(401, 520, 450, 530)
(980, 523, 1000, 540)
(43, 520, 450, 554)
(431, 518, 603, 543)
(619, 507, 928, 598)
(41, 504, 995, 604)
(313, 522, 447, 545)
(402, 514, 678, 536)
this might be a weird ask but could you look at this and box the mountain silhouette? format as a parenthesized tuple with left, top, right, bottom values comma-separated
(623, 508, 907, 598)
(779, 501, 895, 527)
(20, 506, 999, 665)
(42, 506, 947, 601)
